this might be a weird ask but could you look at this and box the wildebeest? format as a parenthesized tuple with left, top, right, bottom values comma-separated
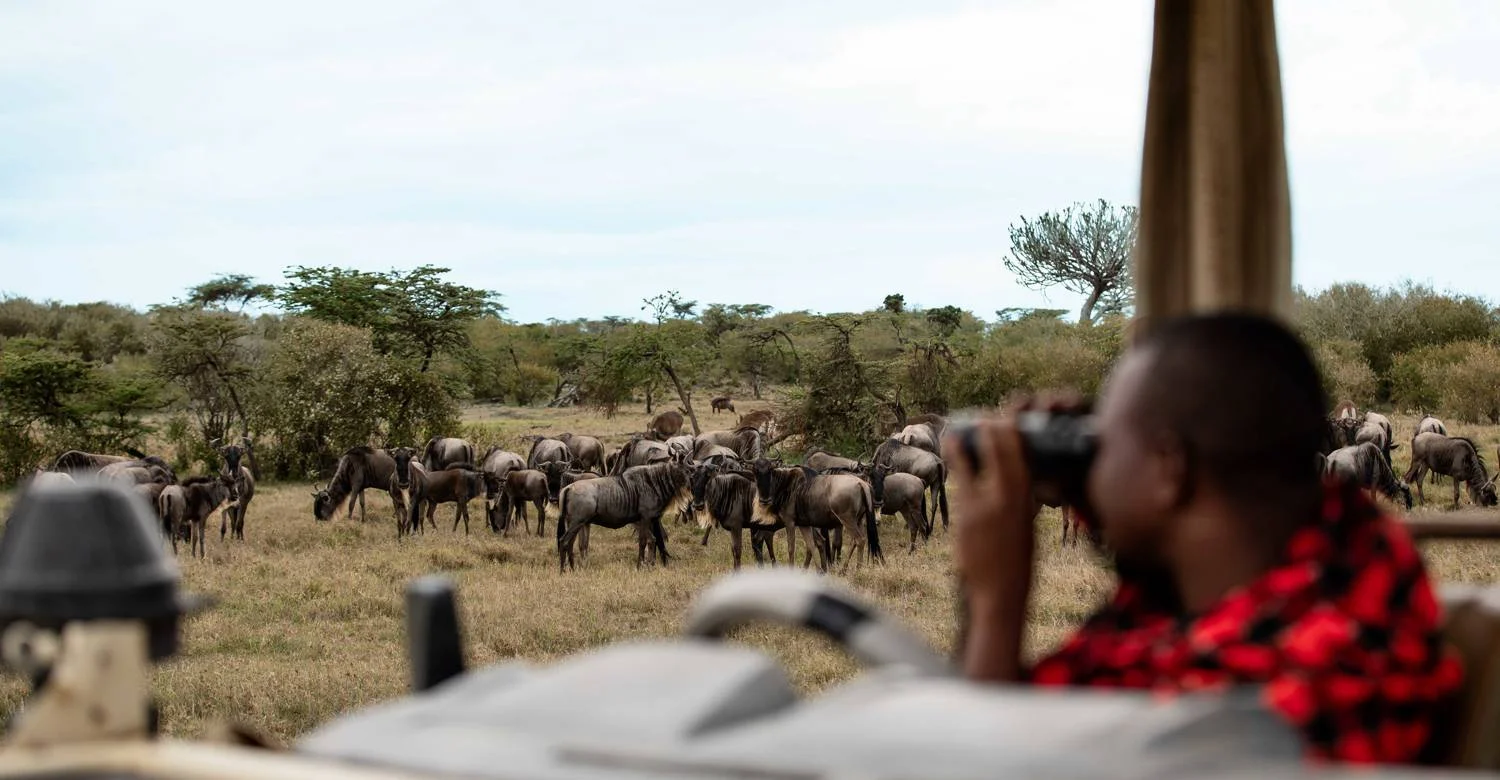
(408, 464, 487, 536)
(217, 440, 255, 542)
(696, 427, 764, 461)
(1332, 400, 1358, 421)
(1355, 411, 1398, 466)
(313, 446, 405, 524)
(870, 464, 928, 554)
(526, 436, 572, 471)
(804, 448, 864, 475)
(99, 459, 176, 487)
(52, 449, 169, 476)
(493, 469, 549, 536)
(1415, 416, 1449, 487)
(556, 433, 604, 474)
(1404, 432, 1499, 509)
(480, 446, 525, 482)
(422, 437, 476, 472)
(710, 396, 736, 414)
(607, 436, 672, 475)
(737, 409, 776, 433)
(665, 434, 696, 459)
(1325, 443, 1413, 510)
(892, 420, 942, 454)
(1034, 482, 1082, 548)
(555, 462, 688, 571)
(872, 438, 949, 531)
(649, 410, 685, 440)
(158, 475, 238, 558)
(690, 464, 760, 570)
(53, 450, 131, 472)
(751, 459, 883, 573)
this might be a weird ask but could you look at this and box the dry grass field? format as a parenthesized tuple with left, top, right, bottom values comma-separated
(0, 405, 1498, 744)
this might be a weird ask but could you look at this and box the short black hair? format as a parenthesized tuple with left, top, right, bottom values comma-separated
(1130, 312, 1328, 518)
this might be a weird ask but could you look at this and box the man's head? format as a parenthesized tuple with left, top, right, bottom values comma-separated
(1086, 313, 1328, 568)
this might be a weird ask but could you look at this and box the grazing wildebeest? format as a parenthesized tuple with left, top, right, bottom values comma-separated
(1332, 400, 1358, 421)
(870, 464, 928, 554)
(1325, 443, 1413, 510)
(710, 396, 736, 414)
(751, 459, 883, 574)
(696, 426, 764, 461)
(693, 441, 742, 465)
(872, 438, 949, 531)
(648, 410, 685, 441)
(408, 464, 487, 536)
(422, 437, 476, 471)
(804, 448, 864, 475)
(607, 436, 672, 475)
(526, 436, 572, 471)
(1416, 416, 1449, 486)
(494, 469, 549, 536)
(556, 433, 604, 474)
(216, 440, 255, 541)
(314, 446, 404, 523)
(1356, 411, 1398, 466)
(555, 462, 688, 571)
(158, 475, 238, 558)
(1404, 432, 1499, 509)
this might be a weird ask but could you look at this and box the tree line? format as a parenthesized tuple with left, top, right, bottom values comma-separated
(2, 198, 1496, 486)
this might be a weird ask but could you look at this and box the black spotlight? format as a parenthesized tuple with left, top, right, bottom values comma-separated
(0, 479, 211, 663)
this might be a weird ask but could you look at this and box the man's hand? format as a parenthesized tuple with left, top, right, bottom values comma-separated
(945, 392, 1083, 683)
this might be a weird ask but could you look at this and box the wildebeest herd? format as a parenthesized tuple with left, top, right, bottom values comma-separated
(1320, 404, 1499, 511)
(18, 401, 1500, 569)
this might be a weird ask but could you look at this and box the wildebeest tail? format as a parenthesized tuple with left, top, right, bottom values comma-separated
(937, 463, 950, 529)
(863, 482, 884, 563)
(124, 446, 147, 459)
(919, 490, 931, 539)
(555, 485, 571, 548)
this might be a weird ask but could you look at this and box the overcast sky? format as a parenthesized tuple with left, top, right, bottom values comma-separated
(1, 1, 1496, 323)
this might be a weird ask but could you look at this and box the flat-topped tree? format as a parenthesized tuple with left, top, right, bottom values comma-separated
(1003, 199, 1137, 326)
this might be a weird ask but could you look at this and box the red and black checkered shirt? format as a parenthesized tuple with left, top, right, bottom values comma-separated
(1028, 478, 1463, 764)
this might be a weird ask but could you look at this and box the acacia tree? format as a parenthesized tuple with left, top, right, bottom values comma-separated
(278, 265, 502, 434)
(186, 274, 275, 311)
(635, 291, 712, 435)
(149, 306, 262, 475)
(1003, 199, 1137, 326)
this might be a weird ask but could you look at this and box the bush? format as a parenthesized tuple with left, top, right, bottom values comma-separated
(1311, 339, 1378, 409)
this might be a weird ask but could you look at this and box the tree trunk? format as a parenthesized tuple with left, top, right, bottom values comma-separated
(750, 372, 762, 400)
(1078, 286, 1103, 327)
(645, 383, 654, 415)
(662, 364, 701, 436)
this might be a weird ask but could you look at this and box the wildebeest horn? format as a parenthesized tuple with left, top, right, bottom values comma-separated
(209, 437, 222, 447)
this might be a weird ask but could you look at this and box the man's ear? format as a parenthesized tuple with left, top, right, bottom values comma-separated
(1149, 432, 1192, 510)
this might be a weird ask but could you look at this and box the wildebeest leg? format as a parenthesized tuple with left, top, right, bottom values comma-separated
(357, 489, 367, 523)
(1454, 478, 1463, 509)
(533, 498, 546, 537)
(731, 527, 744, 570)
(220, 509, 229, 541)
(700, 524, 713, 546)
(580, 525, 591, 562)
(194, 517, 205, 559)
(901, 510, 919, 553)
(785, 520, 797, 570)
(798, 527, 825, 571)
